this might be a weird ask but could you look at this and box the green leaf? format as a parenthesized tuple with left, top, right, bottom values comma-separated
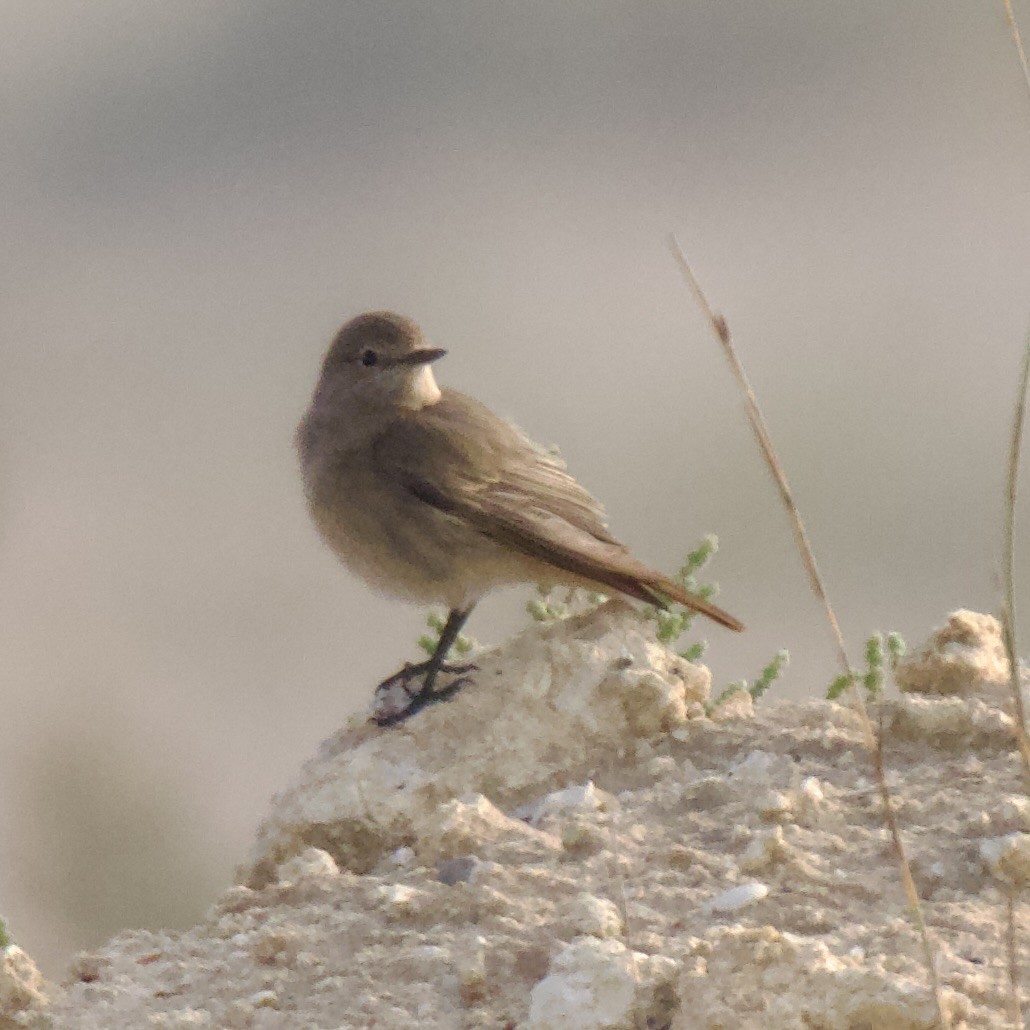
(710, 681, 747, 710)
(864, 633, 884, 671)
(863, 668, 884, 699)
(680, 641, 706, 663)
(886, 632, 907, 667)
(750, 649, 789, 700)
(826, 672, 856, 700)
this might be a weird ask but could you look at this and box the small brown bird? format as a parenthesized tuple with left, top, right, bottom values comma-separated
(297, 312, 743, 724)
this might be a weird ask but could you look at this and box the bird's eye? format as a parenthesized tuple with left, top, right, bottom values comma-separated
(361, 349, 378, 367)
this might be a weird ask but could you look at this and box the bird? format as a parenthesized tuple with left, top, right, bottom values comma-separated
(296, 311, 743, 725)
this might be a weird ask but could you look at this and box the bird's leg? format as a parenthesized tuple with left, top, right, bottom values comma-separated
(372, 604, 477, 726)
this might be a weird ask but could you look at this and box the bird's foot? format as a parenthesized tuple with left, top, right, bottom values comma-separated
(371, 659, 478, 727)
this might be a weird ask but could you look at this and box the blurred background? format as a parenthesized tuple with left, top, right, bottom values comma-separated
(2, 0, 1029, 975)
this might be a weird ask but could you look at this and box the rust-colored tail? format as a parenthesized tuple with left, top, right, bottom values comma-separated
(634, 574, 744, 632)
(589, 565, 744, 632)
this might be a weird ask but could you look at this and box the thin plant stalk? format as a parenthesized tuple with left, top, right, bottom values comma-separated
(1009, 892, 1025, 1030)
(1003, 330, 1030, 778)
(1002, 7, 1030, 1027)
(1001, 327, 1030, 1030)
(1004, 0, 1030, 102)
(669, 235, 948, 1028)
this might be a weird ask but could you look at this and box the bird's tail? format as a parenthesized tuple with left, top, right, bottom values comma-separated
(633, 574, 744, 632)
(578, 561, 742, 631)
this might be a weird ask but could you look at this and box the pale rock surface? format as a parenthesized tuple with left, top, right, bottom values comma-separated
(244, 600, 708, 884)
(706, 882, 770, 913)
(527, 936, 678, 1029)
(555, 893, 624, 940)
(11, 605, 1029, 1028)
(895, 609, 1010, 697)
(981, 833, 1030, 889)
(676, 925, 972, 1029)
(418, 793, 561, 865)
(0, 946, 50, 1028)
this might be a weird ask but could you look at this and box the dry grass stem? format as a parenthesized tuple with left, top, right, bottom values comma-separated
(1003, 331, 1030, 781)
(667, 236, 848, 673)
(1008, 892, 1025, 1030)
(1004, 0, 1030, 102)
(669, 234, 948, 1027)
(1002, 327, 1030, 1029)
(1001, 8, 1030, 1025)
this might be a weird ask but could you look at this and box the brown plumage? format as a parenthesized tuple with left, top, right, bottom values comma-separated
(372, 390, 744, 631)
(298, 311, 742, 722)
(298, 310, 743, 631)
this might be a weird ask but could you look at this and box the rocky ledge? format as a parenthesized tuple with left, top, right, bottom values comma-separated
(3, 605, 1027, 1029)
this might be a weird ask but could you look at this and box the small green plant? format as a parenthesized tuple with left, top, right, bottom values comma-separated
(528, 537, 785, 701)
(826, 631, 906, 701)
(646, 534, 720, 662)
(418, 610, 477, 659)
(527, 583, 607, 623)
(708, 649, 790, 713)
(528, 536, 720, 644)
(527, 584, 569, 623)
(679, 640, 705, 663)
(0, 915, 11, 949)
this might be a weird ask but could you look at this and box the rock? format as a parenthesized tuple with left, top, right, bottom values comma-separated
(275, 847, 339, 884)
(676, 926, 968, 1029)
(795, 776, 826, 823)
(417, 793, 561, 864)
(895, 610, 1009, 696)
(27, 609, 1028, 1027)
(527, 936, 679, 1030)
(435, 855, 483, 885)
(709, 688, 755, 722)
(754, 790, 793, 821)
(0, 945, 49, 1023)
(729, 749, 795, 786)
(994, 795, 1030, 834)
(244, 603, 708, 884)
(980, 833, 1030, 888)
(555, 894, 624, 940)
(883, 695, 1015, 749)
(706, 883, 770, 913)
(739, 828, 788, 873)
(527, 781, 610, 826)
(248, 989, 278, 1009)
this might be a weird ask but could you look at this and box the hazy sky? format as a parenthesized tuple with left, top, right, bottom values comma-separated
(2, 1, 1029, 972)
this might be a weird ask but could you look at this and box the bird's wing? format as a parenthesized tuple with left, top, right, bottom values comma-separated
(372, 390, 745, 632)
(374, 389, 619, 541)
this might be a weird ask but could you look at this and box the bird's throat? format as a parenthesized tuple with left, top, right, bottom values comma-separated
(402, 365, 442, 409)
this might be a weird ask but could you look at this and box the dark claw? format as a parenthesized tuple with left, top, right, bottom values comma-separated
(375, 660, 477, 692)
(373, 674, 475, 727)
(371, 661, 480, 727)
(437, 662, 478, 678)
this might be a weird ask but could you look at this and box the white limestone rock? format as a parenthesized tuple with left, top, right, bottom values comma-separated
(245, 602, 708, 883)
(275, 847, 340, 885)
(527, 936, 679, 1030)
(0, 945, 50, 1023)
(980, 832, 1030, 888)
(417, 792, 561, 864)
(677, 926, 968, 1029)
(895, 610, 1009, 696)
(706, 882, 770, 913)
(555, 893, 624, 940)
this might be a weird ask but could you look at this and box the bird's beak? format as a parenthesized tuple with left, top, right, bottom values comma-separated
(396, 348, 447, 366)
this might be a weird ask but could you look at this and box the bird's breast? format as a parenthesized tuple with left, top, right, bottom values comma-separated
(303, 449, 506, 607)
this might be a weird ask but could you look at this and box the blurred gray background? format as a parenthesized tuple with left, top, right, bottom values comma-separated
(2, 0, 1029, 975)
